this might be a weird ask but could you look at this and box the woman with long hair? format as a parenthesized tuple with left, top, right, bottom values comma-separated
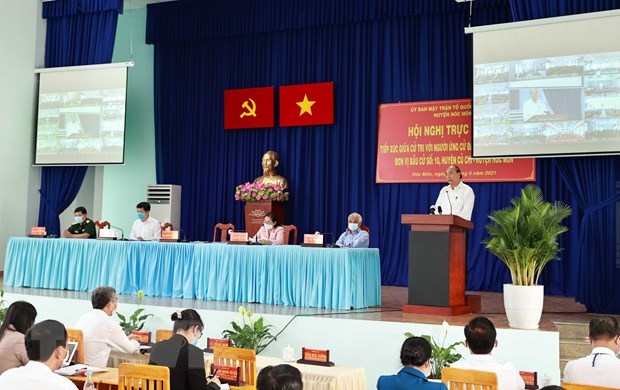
(0, 301, 37, 374)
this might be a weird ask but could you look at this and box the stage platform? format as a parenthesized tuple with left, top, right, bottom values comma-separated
(1, 282, 591, 388)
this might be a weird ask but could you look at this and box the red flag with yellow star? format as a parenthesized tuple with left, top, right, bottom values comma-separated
(279, 82, 334, 127)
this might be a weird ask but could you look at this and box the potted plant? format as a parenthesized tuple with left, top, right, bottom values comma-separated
(115, 290, 153, 335)
(0, 289, 7, 323)
(222, 306, 276, 354)
(405, 321, 463, 379)
(483, 184, 571, 329)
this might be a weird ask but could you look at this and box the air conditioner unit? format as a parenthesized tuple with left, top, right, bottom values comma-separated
(146, 184, 182, 230)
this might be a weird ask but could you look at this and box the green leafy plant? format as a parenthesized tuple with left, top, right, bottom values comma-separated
(405, 321, 463, 379)
(483, 184, 572, 286)
(222, 306, 276, 354)
(115, 290, 153, 335)
(0, 289, 7, 323)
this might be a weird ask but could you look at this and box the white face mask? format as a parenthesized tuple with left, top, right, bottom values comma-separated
(348, 223, 359, 232)
(264, 223, 273, 230)
(75, 216, 84, 223)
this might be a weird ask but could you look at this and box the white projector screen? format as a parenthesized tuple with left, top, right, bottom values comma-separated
(469, 10, 620, 158)
(34, 64, 128, 165)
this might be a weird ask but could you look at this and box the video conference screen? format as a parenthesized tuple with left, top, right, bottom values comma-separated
(34, 65, 128, 165)
(470, 10, 620, 158)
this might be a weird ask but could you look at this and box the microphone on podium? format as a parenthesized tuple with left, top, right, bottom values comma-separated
(446, 190, 453, 215)
(437, 206, 443, 215)
(110, 224, 125, 240)
(429, 205, 436, 214)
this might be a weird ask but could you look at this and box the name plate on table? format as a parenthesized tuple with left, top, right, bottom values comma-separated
(302, 234, 324, 247)
(160, 230, 180, 242)
(29, 226, 46, 237)
(228, 232, 249, 244)
(211, 364, 241, 386)
(297, 347, 335, 366)
(98, 228, 117, 240)
(204, 337, 231, 353)
(519, 371, 538, 390)
(130, 330, 151, 345)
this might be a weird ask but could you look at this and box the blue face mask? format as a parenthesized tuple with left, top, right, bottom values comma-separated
(75, 216, 84, 223)
(191, 338, 199, 346)
(137, 213, 145, 220)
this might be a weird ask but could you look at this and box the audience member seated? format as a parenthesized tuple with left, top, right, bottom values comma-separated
(335, 212, 369, 248)
(74, 286, 140, 367)
(251, 212, 284, 245)
(451, 317, 525, 390)
(149, 309, 220, 390)
(0, 301, 37, 374)
(130, 201, 161, 241)
(257, 364, 303, 390)
(377, 336, 447, 390)
(563, 315, 620, 388)
(0, 320, 78, 389)
(62, 206, 96, 239)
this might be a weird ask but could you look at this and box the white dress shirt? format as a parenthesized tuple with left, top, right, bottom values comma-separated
(130, 216, 161, 241)
(0, 361, 78, 390)
(451, 354, 525, 390)
(563, 347, 620, 388)
(434, 181, 475, 221)
(522, 99, 550, 122)
(74, 309, 140, 367)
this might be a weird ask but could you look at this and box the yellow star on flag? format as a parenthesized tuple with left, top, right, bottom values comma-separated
(296, 94, 316, 116)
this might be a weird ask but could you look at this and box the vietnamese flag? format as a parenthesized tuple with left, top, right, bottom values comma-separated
(279, 82, 334, 127)
(224, 86, 274, 129)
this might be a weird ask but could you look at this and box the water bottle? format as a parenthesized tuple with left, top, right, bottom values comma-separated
(83, 370, 96, 390)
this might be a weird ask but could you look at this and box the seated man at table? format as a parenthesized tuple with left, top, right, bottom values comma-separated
(75, 286, 140, 367)
(130, 201, 161, 241)
(0, 320, 78, 389)
(257, 364, 302, 390)
(451, 317, 525, 390)
(62, 206, 96, 239)
(335, 212, 369, 248)
(563, 315, 620, 388)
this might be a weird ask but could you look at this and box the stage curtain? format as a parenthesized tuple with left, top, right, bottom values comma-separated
(37, 0, 122, 235)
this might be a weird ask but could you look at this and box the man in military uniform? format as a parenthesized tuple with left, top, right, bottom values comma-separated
(63, 206, 96, 238)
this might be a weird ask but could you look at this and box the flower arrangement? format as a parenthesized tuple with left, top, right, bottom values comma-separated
(116, 290, 153, 335)
(404, 321, 464, 379)
(222, 306, 276, 354)
(234, 182, 289, 202)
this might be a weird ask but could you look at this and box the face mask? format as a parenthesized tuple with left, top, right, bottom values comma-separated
(75, 216, 83, 223)
(137, 213, 145, 220)
(264, 223, 273, 230)
(191, 338, 199, 346)
(348, 223, 359, 232)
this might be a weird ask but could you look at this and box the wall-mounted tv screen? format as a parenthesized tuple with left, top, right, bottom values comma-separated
(469, 10, 620, 158)
(34, 64, 129, 165)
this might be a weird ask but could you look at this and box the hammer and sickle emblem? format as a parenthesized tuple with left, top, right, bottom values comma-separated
(240, 98, 257, 118)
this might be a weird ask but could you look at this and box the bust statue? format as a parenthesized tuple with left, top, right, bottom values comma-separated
(254, 150, 288, 190)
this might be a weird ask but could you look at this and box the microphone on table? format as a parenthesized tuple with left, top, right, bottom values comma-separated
(110, 224, 125, 240)
(429, 205, 436, 214)
(437, 206, 443, 215)
(446, 190, 453, 215)
(178, 228, 189, 242)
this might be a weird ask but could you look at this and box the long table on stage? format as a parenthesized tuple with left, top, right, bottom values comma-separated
(4, 237, 381, 310)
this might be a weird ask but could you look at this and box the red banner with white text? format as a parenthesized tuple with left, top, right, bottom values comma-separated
(376, 100, 536, 183)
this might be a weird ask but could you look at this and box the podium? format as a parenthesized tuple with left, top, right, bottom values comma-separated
(401, 214, 480, 316)
(244, 201, 285, 237)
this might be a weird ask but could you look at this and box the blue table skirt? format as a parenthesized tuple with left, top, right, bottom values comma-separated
(4, 238, 381, 310)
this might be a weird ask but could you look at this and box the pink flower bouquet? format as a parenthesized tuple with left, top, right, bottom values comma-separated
(234, 182, 290, 202)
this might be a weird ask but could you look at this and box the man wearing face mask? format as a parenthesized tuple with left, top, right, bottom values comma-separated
(62, 206, 96, 239)
(130, 201, 162, 241)
(0, 320, 78, 389)
(74, 286, 140, 367)
(563, 315, 620, 388)
(335, 212, 369, 248)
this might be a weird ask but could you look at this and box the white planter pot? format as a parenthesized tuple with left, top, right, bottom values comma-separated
(503, 284, 544, 329)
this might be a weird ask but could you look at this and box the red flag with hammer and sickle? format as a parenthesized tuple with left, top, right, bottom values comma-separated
(224, 86, 275, 129)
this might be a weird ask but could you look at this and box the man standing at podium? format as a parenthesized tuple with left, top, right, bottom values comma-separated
(522, 88, 551, 122)
(434, 165, 475, 221)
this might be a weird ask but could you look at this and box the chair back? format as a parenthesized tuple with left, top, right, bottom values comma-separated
(360, 225, 370, 235)
(281, 225, 298, 245)
(155, 329, 174, 343)
(441, 367, 498, 390)
(213, 223, 235, 242)
(95, 220, 111, 230)
(161, 222, 174, 232)
(213, 346, 257, 388)
(563, 383, 619, 390)
(66, 328, 84, 364)
(118, 363, 170, 390)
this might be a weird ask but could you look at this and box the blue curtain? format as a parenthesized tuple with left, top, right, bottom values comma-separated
(147, 0, 620, 312)
(37, 0, 123, 235)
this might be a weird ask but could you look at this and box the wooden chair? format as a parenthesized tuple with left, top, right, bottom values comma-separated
(213, 223, 235, 242)
(161, 222, 174, 232)
(281, 225, 298, 245)
(213, 346, 256, 390)
(360, 225, 370, 235)
(441, 367, 498, 390)
(95, 220, 111, 230)
(155, 329, 174, 343)
(66, 328, 84, 364)
(118, 363, 170, 390)
(563, 383, 618, 390)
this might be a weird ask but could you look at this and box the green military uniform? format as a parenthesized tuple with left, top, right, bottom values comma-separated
(67, 219, 97, 238)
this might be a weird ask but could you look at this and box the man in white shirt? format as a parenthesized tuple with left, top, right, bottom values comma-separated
(74, 286, 140, 367)
(563, 315, 620, 388)
(130, 201, 161, 241)
(522, 88, 551, 122)
(434, 165, 475, 221)
(335, 212, 370, 248)
(0, 320, 78, 390)
(451, 317, 525, 390)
